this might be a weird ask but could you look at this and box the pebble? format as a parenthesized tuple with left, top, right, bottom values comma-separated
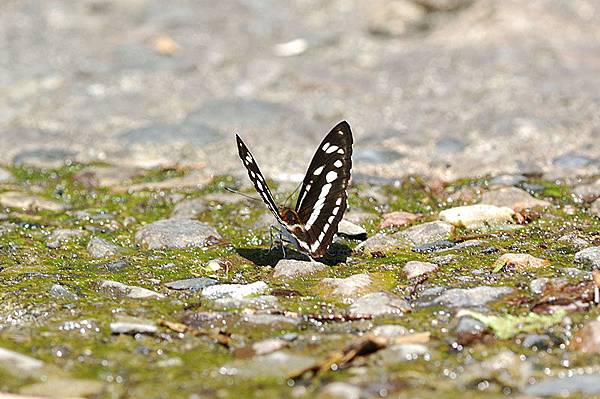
(170, 198, 206, 219)
(524, 374, 600, 396)
(459, 350, 532, 389)
(571, 320, 600, 354)
(455, 316, 486, 335)
(251, 338, 288, 355)
(165, 277, 218, 291)
(429, 286, 513, 308)
(488, 174, 526, 187)
(572, 179, 600, 203)
(371, 324, 408, 339)
(73, 165, 142, 187)
(336, 219, 367, 240)
(430, 254, 457, 265)
(49, 284, 78, 301)
(318, 382, 363, 399)
(557, 233, 591, 250)
(348, 292, 411, 317)
(135, 219, 221, 249)
(439, 204, 515, 228)
(403, 261, 438, 279)
(0, 347, 44, 376)
(322, 274, 373, 299)
(379, 211, 421, 229)
(18, 377, 106, 398)
(272, 259, 327, 279)
(532, 277, 569, 295)
(243, 314, 300, 326)
(592, 199, 600, 217)
(380, 343, 428, 364)
(87, 236, 122, 258)
(574, 247, 600, 270)
(219, 352, 315, 378)
(13, 148, 75, 168)
(110, 318, 157, 335)
(480, 186, 551, 210)
(492, 253, 550, 271)
(522, 334, 554, 350)
(46, 228, 87, 248)
(99, 280, 164, 299)
(202, 281, 269, 300)
(359, 221, 455, 254)
(101, 259, 129, 271)
(0, 167, 14, 182)
(0, 191, 65, 211)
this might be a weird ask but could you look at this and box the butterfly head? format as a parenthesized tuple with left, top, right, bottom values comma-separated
(279, 207, 301, 225)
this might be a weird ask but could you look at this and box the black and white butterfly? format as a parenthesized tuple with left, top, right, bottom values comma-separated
(236, 121, 353, 259)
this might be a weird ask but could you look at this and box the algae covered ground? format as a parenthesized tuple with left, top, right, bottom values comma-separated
(1, 164, 600, 399)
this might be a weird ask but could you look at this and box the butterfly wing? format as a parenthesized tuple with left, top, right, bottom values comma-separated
(294, 121, 353, 257)
(235, 134, 284, 225)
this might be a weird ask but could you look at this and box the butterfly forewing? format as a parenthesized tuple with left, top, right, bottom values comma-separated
(294, 121, 353, 257)
(235, 134, 284, 225)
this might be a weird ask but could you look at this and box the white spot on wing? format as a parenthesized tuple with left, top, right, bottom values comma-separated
(305, 183, 332, 230)
(337, 149, 345, 155)
(326, 171, 337, 183)
(313, 166, 324, 176)
(332, 206, 339, 215)
(322, 142, 330, 151)
(325, 145, 339, 154)
(335, 197, 342, 205)
(334, 160, 343, 168)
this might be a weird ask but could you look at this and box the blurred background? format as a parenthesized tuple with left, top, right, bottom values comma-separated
(1, 0, 599, 184)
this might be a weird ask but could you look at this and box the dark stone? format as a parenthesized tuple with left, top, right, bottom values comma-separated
(165, 277, 218, 291)
(412, 240, 455, 253)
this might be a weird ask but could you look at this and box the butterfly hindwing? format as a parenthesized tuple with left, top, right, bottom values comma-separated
(295, 121, 353, 257)
(235, 134, 283, 225)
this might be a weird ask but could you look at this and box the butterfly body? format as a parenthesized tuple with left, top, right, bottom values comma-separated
(236, 121, 353, 259)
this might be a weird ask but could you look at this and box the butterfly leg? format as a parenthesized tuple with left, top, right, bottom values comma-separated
(267, 225, 279, 255)
(278, 232, 287, 258)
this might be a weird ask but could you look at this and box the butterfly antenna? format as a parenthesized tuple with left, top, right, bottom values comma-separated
(225, 187, 262, 202)
(283, 181, 303, 208)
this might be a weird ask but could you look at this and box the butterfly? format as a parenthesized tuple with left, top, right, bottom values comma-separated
(236, 121, 353, 258)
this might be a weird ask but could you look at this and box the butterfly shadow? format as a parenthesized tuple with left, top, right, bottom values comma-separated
(235, 242, 352, 267)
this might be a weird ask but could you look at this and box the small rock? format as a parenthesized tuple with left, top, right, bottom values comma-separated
(522, 334, 554, 350)
(430, 254, 457, 265)
(557, 233, 591, 250)
(87, 236, 122, 258)
(571, 320, 600, 354)
(0, 191, 65, 211)
(403, 261, 438, 279)
(202, 281, 269, 300)
(493, 253, 550, 271)
(488, 174, 526, 187)
(252, 338, 288, 355)
(592, 199, 600, 217)
(430, 286, 513, 308)
(46, 228, 87, 248)
(380, 344, 428, 364)
(0, 347, 44, 376)
(371, 324, 408, 339)
(110, 318, 157, 335)
(561, 267, 592, 279)
(459, 350, 532, 389)
(379, 211, 421, 229)
(273, 38, 308, 57)
(455, 316, 487, 336)
(454, 239, 486, 249)
(273, 259, 327, 279)
(572, 179, 600, 203)
(170, 198, 206, 219)
(574, 247, 600, 270)
(135, 219, 221, 249)
(318, 382, 363, 399)
(524, 374, 600, 397)
(165, 277, 218, 291)
(529, 277, 567, 295)
(243, 314, 301, 326)
(101, 259, 129, 271)
(480, 187, 551, 210)
(348, 292, 411, 317)
(73, 165, 143, 187)
(99, 280, 164, 299)
(336, 219, 367, 240)
(439, 204, 515, 228)
(400, 221, 455, 246)
(49, 284, 78, 301)
(367, 0, 426, 37)
(322, 274, 373, 299)
(13, 148, 76, 168)
(220, 352, 315, 378)
(0, 167, 14, 183)
(19, 377, 106, 398)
